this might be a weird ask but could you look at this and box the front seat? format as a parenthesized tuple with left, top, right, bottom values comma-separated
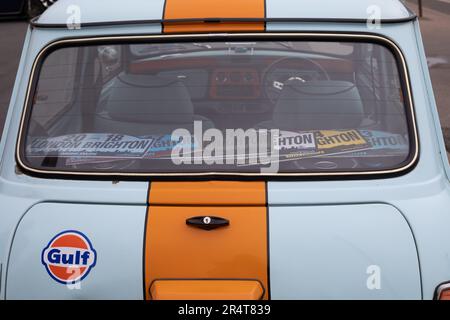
(258, 80, 364, 131)
(94, 73, 214, 135)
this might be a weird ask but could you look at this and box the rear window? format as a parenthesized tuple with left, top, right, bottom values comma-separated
(19, 36, 416, 176)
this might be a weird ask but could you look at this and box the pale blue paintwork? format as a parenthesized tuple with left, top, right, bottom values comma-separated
(6, 203, 147, 299)
(0, 25, 158, 299)
(266, 0, 413, 20)
(269, 204, 421, 299)
(1, 0, 449, 300)
(266, 20, 450, 299)
(37, 0, 166, 24)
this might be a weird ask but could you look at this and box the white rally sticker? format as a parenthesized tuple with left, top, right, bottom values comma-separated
(276, 131, 316, 151)
(27, 133, 155, 158)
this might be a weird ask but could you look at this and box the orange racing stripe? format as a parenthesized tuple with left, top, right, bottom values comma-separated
(163, 0, 266, 33)
(144, 181, 269, 300)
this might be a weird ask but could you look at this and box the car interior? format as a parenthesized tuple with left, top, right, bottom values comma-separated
(23, 40, 412, 173)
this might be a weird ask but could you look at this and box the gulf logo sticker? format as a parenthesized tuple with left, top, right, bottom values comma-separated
(41, 230, 97, 285)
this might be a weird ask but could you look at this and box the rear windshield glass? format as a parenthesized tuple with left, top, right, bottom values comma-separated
(21, 39, 414, 175)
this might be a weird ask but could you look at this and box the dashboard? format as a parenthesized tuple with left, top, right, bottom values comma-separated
(128, 55, 354, 119)
(210, 68, 260, 99)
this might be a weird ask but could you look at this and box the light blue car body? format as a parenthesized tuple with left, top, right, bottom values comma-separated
(1, 0, 449, 299)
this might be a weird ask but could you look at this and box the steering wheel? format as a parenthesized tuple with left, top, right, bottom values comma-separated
(262, 57, 331, 104)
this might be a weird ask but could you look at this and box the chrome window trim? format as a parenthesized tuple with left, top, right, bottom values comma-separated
(436, 282, 450, 300)
(16, 32, 419, 178)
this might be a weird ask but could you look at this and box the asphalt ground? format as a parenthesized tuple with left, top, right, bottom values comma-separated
(408, 0, 450, 15)
(405, 0, 450, 153)
(0, 21, 27, 137)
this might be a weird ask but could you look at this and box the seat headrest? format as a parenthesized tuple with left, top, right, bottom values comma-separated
(101, 73, 194, 123)
(273, 80, 364, 130)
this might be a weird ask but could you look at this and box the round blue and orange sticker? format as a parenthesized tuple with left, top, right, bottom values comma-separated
(41, 230, 97, 285)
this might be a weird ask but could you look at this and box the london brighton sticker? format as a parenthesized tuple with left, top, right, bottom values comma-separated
(41, 230, 97, 285)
